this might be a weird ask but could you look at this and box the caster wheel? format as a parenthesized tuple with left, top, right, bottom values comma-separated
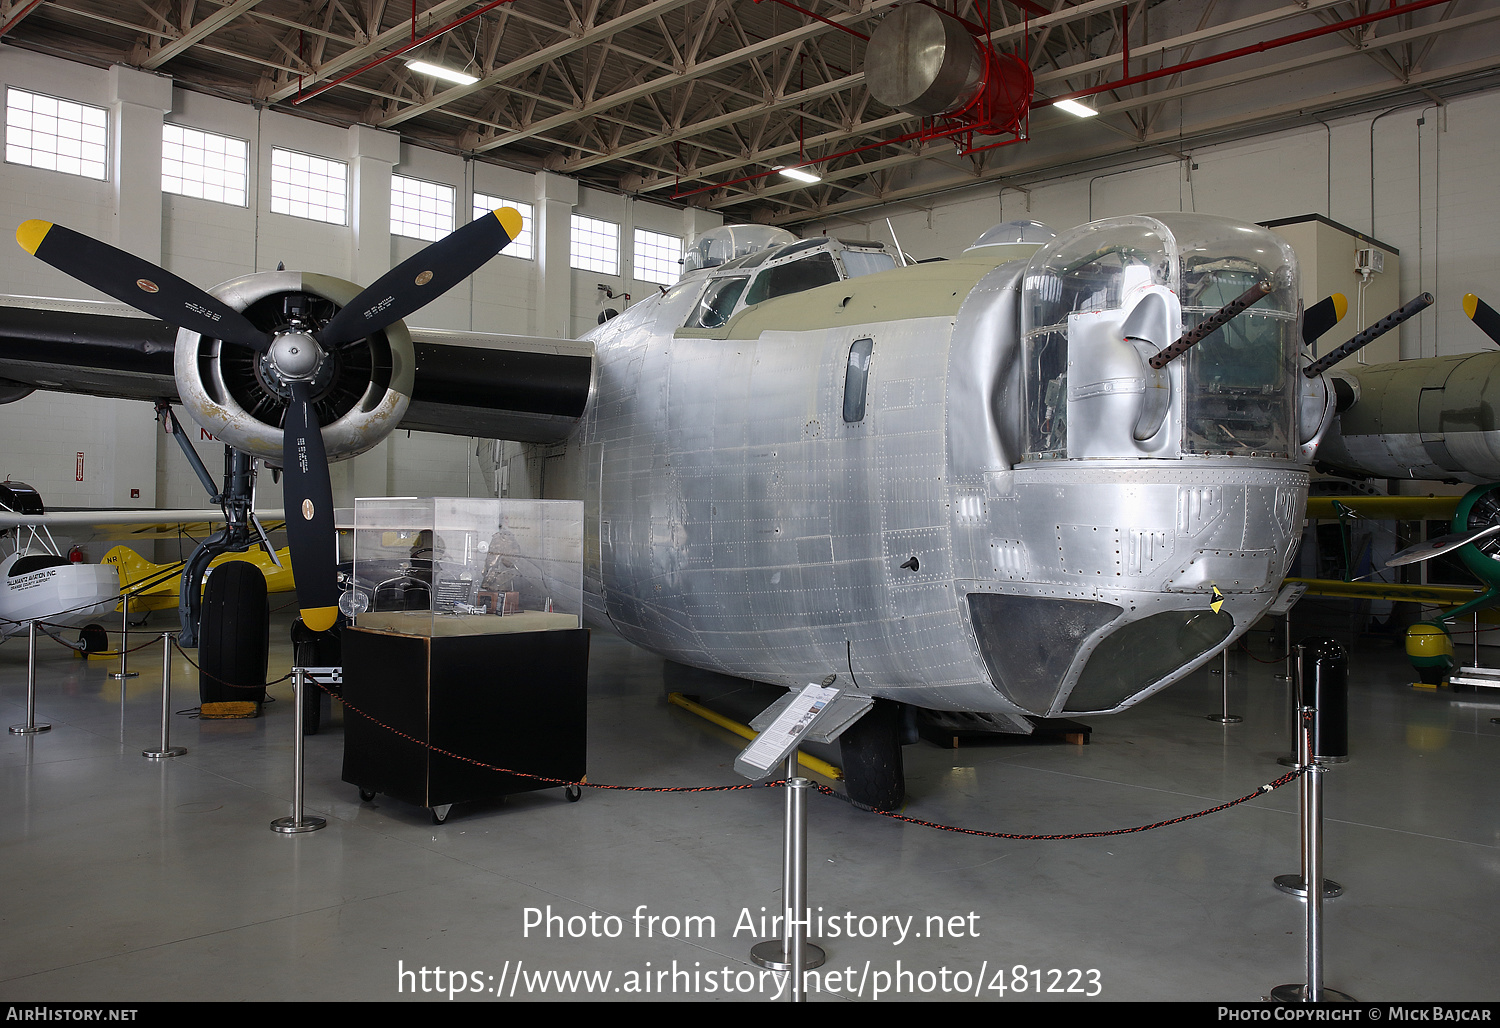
(565, 785, 582, 802)
(358, 788, 376, 802)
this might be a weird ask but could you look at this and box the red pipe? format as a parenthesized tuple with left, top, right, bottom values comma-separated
(294, 0, 517, 105)
(1035, 0, 1451, 111)
(678, 0, 1450, 203)
(0, 0, 46, 37)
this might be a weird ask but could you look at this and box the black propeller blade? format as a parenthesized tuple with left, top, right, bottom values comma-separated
(318, 207, 524, 347)
(281, 382, 340, 632)
(16, 220, 272, 351)
(1302, 292, 1348, 348)
(1464, 293, 1500, 346)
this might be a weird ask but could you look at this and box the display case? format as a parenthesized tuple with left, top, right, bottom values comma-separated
(340, 498, 588, 823)
(345, 496, 584, 635)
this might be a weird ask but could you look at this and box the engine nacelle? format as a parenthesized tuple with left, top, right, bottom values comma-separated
(172, 271, 414, 465)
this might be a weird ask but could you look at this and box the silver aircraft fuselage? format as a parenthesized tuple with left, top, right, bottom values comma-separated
(552, 215, 1317, 725)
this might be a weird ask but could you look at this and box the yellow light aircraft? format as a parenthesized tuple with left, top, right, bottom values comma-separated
(102, 544, 295, 612)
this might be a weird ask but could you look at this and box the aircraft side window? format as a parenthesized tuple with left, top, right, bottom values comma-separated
(843, 337, 875, 422)
(744, 252, 841, 306)
(686, 276, 750, 329)
(839, 249, 897, 278)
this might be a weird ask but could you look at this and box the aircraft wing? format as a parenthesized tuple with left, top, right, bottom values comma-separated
(0, 509, 286, 534)
(1305, 495, 1462, 521)
(0, 296, 594, 444)
(1285, 576, 1482, 606)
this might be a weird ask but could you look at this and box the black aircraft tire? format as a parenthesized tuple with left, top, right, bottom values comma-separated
(838, 698, 906, 811)
(198, 562, 269, 706)
(78, 623, 109, 654)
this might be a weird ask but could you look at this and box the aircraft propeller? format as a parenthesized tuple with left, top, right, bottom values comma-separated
(1301, 292, 1348, 348)
(1463, 293, 1500, 346)
(1387, 523, 1500, 567)
(16, 209, 524, 632)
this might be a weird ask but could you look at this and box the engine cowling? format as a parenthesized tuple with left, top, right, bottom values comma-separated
(172, 271, 414, 465)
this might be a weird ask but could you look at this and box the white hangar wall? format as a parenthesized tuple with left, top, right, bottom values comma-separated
(810, 85, 1500, 365)
(0, 46, 720, 517)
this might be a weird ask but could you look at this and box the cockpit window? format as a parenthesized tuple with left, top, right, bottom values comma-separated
(680, 236, 896, 331)
(686, 276, 750, 329)
(840, 249, 898, 278)
(744, 253, 840, 306)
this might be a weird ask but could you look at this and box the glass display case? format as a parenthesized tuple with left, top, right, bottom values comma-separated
(341, 497, 589, 823)
(348, 496, 583, 638)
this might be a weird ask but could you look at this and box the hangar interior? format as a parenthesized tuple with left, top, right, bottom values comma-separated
(1, 0, 1499, 1002)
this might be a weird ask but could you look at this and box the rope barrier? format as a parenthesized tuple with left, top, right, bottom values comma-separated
(14, 624, 1311, 838)
(309, 671, 1308, 836)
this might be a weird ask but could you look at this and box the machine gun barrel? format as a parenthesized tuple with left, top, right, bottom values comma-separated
(1303, 293, 1434, 378)
(1149, 280, 1273, 369)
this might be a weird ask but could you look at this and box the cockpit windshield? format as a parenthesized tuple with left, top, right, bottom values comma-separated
(681, 236, 895, 330)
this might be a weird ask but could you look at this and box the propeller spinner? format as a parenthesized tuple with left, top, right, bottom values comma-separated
(16, 208, 524, 632)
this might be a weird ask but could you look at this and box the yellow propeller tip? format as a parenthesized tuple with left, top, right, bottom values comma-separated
(494, 206, 523, 243)
(16, 220, 51, 255)
(302, 606, 339, 633)
(1464, 293, 1480, 320)
(1331, 293, 1348, 322)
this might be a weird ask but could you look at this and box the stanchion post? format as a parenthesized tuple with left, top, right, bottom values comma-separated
(9, 619, 51, 735)
(1277, 609, 1293, 681)
(1275, 641, 1344, 898)
(271, 668, 326, 834)
(750, 752, 824, 977)
(1207, 648, 1242, 723)
(143, 633, 185, 759)
(1272, 705, 1354, 1002)
(788, 777, 810, 1002)
(110, 592, 138, 680)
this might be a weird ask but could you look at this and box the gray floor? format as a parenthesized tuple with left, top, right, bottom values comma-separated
(0, 606, 1496, 1003)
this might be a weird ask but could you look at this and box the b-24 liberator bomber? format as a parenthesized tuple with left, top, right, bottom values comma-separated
(0, 208, 1464, 807)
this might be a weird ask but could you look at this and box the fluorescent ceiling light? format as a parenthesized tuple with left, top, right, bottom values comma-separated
(405, 60, 478, 86)
(1054, 98, 1098, 118)
(776, 166, 821, 183)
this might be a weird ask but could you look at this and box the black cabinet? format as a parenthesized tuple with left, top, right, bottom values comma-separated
(341, 623, 589, 821)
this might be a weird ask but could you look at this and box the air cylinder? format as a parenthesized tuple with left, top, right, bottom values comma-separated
(864, 4, 1032, 135)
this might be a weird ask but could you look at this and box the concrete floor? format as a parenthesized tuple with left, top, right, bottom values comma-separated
(0, 605, 1497, 1003)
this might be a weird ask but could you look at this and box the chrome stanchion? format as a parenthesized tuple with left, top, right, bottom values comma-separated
(109, 593, 138, 680)
(1276, 644, 1342, 898)
(271, 668, 326, 834)
(9, 620, 51, 735)
(1272, 706, 1354, 1002)
(1207, 648, 1242, 723)
(1277, 609, 1294, 681)
(143, 633, 185, 759)
(751, 753, 825, 979)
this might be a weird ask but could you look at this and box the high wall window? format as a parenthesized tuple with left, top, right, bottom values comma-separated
(5, 88, 107, 180)
(162, 124, 249, 206)
(633, 229, 682, 285)
(269, 147, 347, 225)
(570, 214, 619, 275)
(474, 193, 533, 259)
(391, 174, 455, 241)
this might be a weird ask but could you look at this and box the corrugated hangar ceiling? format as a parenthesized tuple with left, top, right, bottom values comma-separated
(3, 0, 1499, 226)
